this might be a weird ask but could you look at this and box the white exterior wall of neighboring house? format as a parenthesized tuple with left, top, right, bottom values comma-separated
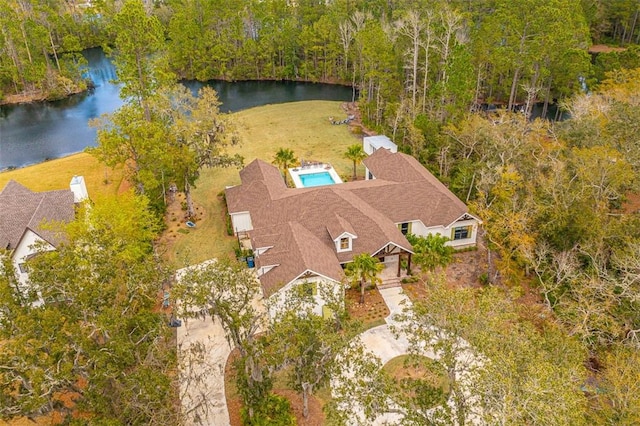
(267, 274, 343, 319)
(12, 229, 54, 305)
(230, 212, 253, 234)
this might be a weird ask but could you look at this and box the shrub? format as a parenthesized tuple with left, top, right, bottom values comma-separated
(401, 275, 419, 284)
(240, 394, 296, 426)
(479, 272, 489, 285)
(226, 214, 234, 236)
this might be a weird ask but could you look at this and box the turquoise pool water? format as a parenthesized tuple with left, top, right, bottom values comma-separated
(299, 171, 335, 187)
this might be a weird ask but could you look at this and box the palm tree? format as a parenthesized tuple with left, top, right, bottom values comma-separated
(272, 147, 298, 186)
(345, 253, 384, 304)
(406, 233, 454, 274)
(343, 144, 367, 181)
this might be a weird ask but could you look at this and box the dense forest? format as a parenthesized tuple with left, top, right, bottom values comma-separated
(1, 0, 640, 107)
(2, 0, 640, 424)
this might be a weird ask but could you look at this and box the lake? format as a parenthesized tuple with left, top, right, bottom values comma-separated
(0, 48, 354, 170)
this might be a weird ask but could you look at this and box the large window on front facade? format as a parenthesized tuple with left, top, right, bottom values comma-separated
(452, 225, 471, 240)
(302, 282, 317, 296)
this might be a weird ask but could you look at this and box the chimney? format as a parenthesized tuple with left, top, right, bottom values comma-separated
(70, 175, 89, 203)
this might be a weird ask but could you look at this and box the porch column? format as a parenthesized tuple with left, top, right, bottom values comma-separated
(397, 253, 402, 277)
(407, 253, 411, 275)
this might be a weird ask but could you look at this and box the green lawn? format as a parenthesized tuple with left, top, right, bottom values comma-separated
(0, 153, 125, 197)
(166, 100, 362, 266)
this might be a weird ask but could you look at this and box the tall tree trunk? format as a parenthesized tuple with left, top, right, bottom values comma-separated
(302, 382, 311, 418)
(20, 22, 32, 64)
(359, 277, 366, 304)
(135, 50, 151, 121)
(542, 77, 552, 119)
(184, 178, 195, 219)
(48, 29, 61, 72)
(420, 13, 434, 114)
(1, 28, 26, 89)
(629, 10, 639, 44)
(508, 67, 521, 112)
(524, 64, 541, 118)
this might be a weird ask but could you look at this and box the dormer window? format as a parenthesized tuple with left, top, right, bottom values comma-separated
(335, 232, 356, 253)
(340, 237, 349, 250)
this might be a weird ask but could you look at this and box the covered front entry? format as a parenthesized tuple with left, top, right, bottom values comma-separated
(374, 243, 413, 281)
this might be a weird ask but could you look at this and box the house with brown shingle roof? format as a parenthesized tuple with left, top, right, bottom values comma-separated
(0, 178, 87, 302)
(226, 148, 480, 316)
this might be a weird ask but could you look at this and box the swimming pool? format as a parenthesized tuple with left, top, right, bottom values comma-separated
(299, 172, 335, 187)
(289, 163, 343, 188)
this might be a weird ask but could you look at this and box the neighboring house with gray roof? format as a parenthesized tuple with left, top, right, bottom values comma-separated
(0, 177, 88, 302)
(226, 148, 480, 316)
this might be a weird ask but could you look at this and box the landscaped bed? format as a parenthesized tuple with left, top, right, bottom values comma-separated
(345, 286, 390, 330)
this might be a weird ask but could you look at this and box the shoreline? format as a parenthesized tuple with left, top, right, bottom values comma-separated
(1, 100, 354, 173)
(0, 82, 91, 107)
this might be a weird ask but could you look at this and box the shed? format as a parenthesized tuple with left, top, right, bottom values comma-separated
(363, 135, 397, 155)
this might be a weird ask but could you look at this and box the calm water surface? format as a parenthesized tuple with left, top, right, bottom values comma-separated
(0, 48, 353, 170)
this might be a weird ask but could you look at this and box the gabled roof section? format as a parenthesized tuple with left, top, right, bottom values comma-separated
(255, 222, 344, 297)
(363, 148, 423, 181)
(0, 180, 75, 250)
(240, 159, 287, 195)
(326, 214, 357, 240)
(359, 149, 468, 226)
(226, 159, 288, 213)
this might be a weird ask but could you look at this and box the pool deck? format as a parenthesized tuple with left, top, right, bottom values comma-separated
(289, 162, 343, 188)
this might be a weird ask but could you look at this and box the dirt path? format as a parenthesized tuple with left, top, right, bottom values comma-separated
(341, 102, 377, 136)
(588, 44, 626, 53)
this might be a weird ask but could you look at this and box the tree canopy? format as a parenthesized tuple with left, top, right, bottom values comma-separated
(0, 192, 177, 423)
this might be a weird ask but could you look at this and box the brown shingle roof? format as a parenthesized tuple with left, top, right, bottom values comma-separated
(326, 214, 356, 240)
(361, 149, 467, 226)
(0, 180, 75, 250)
(226, 149, 470, 294)
(255, 222, 345, 297)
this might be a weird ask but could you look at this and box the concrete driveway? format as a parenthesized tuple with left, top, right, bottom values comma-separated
(357, 287, 427, 364)
(177, 314, 232, 426)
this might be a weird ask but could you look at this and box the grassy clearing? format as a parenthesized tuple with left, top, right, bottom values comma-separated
(0, 153, 125, 197)
(166, 100, 361, 266)
(382, 355, 450, 409)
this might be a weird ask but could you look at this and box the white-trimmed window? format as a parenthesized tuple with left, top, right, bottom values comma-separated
(18, 263, 28, 274)
(452, 225, 472, 240)
(337, 235, 354, 253)
(340, 237, 349, 250)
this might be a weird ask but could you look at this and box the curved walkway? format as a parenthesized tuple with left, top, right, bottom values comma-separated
(337, 286, 484, 425)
